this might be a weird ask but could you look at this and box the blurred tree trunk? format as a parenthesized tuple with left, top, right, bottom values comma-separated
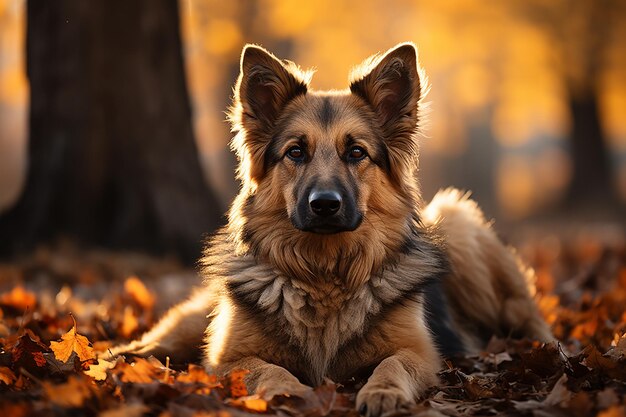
(563, 88, 616, 208)
(0, 0, 222, 263)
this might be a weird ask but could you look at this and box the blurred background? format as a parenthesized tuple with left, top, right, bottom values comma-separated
(1, 0, 625, 262)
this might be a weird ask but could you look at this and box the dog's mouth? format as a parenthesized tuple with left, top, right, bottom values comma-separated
(303, 225, 353, 234)
(293, 215, 363, 235)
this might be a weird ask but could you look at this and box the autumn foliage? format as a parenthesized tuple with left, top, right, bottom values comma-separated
(1, 233, 626, 416)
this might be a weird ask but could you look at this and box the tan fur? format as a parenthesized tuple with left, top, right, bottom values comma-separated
(113, 43, 552, 417)
(423, 188, 553, 350)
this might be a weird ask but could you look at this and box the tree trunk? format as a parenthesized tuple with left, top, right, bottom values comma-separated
(0, 0, 222, 263)
(562, 88, 618, 213)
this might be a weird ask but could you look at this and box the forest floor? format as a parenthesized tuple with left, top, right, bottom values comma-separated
(1, 226, 626, 417)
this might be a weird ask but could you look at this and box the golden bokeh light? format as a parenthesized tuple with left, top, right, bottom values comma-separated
(0, 0, 625, 214)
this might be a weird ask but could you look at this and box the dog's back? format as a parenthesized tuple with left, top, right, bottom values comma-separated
(424, 188, 552, 351)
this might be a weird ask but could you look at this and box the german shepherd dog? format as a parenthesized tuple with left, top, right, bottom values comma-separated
(114, 43, 553, 416)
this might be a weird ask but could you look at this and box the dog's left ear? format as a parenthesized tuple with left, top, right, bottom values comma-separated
(350, 43, 424, 144)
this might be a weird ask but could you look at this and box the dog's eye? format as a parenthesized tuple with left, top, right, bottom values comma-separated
(286, 146, 305, 161)
(347, 146, 367, 161)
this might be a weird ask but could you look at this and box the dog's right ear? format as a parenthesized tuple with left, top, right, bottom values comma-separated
(230, 45, 310, 182)
(235, 45, 309, 133)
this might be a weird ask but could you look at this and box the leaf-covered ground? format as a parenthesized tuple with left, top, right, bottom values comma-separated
(1, 229, 626, 417)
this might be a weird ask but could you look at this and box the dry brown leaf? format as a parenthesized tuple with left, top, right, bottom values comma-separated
(124, 276, 155, 310)
(544, 374, 572, 407)
(85, 358, 116, 381)
(43, 375, 93, 407)
(0, 286, 36, 311)
(50, 324, 96, 363)
(0, 366, 16, 385)
(11, 329, 48, 370)
(583, 345, 623, 378)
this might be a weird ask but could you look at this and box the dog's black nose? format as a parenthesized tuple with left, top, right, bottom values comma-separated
(309, 190, 342, 217)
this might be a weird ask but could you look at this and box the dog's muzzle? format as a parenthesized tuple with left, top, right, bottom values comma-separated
(292, 186, 362, 234)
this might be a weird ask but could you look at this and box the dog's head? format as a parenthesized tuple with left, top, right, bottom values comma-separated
(229, 43, 427, 240)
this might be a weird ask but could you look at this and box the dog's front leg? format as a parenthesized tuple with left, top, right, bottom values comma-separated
(214, 356, 313, 399)
(356, 348, 439, 417)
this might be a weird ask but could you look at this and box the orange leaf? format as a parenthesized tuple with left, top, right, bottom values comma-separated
(120, 305, 139, 338)
(0, 366, 16, 385)
(177, 364, 219, 386)
(241, 396, 268, 412)
(124, 276, 155, 310)
(117, 358, 159, 383)
(229, 369, 249, 397)
(0, 286, 36, 311)
(598, 406, 626, 417)
(50, 325, 95, 363)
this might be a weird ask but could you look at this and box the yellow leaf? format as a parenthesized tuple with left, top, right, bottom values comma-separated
(84, 358, 115, 381)
(50, 325, 95, 363)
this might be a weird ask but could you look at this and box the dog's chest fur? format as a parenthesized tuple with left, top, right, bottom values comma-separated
(221, 235, 447, 385)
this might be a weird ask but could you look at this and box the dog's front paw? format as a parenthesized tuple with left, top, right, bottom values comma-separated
(356, 385, 413, 417)
(257, 379, 313, 400)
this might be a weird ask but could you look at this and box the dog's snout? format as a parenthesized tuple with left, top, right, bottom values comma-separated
(309, 190, 342, 217)
(293, 185, 361, 233)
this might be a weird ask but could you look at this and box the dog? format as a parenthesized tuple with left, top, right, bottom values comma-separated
(113, 42, 553, 417)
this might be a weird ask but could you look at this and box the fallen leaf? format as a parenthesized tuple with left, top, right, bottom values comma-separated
(117, 358, 160, 383)
(544, 374, 572, 407)
(0, 286, 36, 311)
(0, 403, 30, 417)
(98, 403, 149, 417)
(598, 406, 626, 417)
(124, 276, 155, 310)
(44, 351, 79, 373)
(11, 329, 48, 370)
(43, 375, 93, 407)
(50, 324, 96, 363)
(0, 366, 16, 385)
(85, 358, 116, 381)
(120, 305, 139, 338)
(583, 345, 626, 380)
(228, 369, 249, 398)
(228, 395, 268, 412)
(177, 364, 219, 385)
